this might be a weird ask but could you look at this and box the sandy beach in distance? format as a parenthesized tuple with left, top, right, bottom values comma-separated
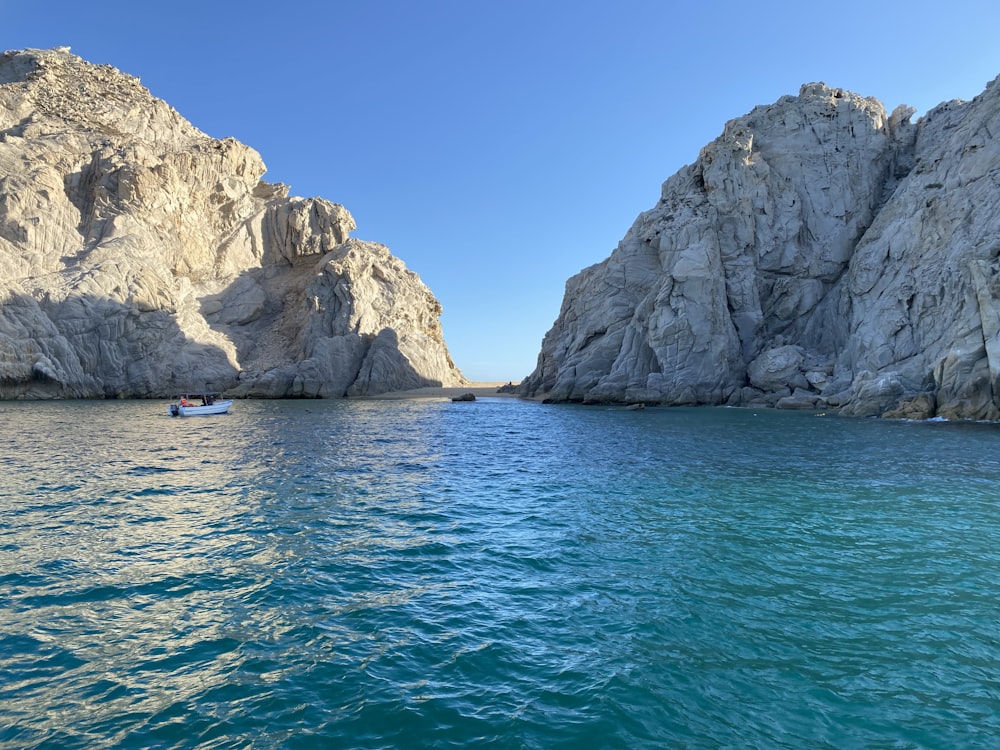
(367, 382, 522, 400)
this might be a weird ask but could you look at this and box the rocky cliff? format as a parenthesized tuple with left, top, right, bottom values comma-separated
(0, 47, 466, 399)
(521, 77, 1000, 420)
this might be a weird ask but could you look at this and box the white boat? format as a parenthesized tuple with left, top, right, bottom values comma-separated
(168, 393, 232, 417)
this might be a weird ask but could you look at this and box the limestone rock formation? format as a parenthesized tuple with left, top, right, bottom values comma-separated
(0, 47, 466, 399)
(521, 77, 1000, 420)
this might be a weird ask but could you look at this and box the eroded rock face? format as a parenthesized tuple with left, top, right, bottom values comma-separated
(521, 77, 1000, 420)
(0, 47, 465, 398)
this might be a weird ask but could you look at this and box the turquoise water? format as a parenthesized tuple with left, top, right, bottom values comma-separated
(2, 398, 1000, 749)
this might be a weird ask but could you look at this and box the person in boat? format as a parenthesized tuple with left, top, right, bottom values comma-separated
(180, 397, 191, 407)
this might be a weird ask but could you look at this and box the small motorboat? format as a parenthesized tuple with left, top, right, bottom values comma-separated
(168, 393, 232, 417)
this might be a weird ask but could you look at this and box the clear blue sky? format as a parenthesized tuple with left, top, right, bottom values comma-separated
(7, 1, 1000, 381)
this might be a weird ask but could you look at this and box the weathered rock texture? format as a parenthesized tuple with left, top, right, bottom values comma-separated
(0, 47, 466, 399)
(521, 77, 1000, 420)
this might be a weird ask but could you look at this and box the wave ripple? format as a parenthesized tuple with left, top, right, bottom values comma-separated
(2, 400, 1000, 748)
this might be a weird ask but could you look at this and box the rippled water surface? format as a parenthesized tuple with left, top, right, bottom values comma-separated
(2, 397, 1000, 748)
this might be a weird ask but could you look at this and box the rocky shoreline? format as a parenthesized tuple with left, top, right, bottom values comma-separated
(5, 46, 1000, 420)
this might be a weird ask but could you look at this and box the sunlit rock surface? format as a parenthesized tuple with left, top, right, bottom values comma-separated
(0, 47, 465, 398)
(522, 78, 1000, 420)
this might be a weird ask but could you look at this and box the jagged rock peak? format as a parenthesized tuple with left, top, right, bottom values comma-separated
(0, 47, 466, 398)
(522, 76, 1000, 420)
(0, 47, 203, 145)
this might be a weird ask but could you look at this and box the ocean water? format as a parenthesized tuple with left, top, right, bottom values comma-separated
(2, 397, 1000, 749)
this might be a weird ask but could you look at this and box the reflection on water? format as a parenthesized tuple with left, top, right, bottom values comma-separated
(2, 399, 1000, 748)
(1, 403, 282, 739)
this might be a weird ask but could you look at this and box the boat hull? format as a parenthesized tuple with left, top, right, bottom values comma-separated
(168, 400, 233, 417)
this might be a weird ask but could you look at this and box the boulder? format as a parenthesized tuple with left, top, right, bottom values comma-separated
(748, 346, 807, 392)
(883, 393, 937, 420)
